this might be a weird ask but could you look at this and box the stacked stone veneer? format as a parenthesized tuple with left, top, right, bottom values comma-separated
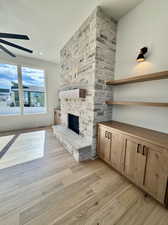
(59, 7, 117, 159)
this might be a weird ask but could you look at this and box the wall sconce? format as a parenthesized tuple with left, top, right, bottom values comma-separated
(137, 47, 148, 62)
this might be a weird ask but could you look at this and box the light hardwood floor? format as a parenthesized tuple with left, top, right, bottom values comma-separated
(0, 127, 167, 225)
(0, 130, 45, 170)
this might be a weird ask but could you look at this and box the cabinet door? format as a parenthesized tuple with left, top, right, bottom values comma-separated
(124, 137, 147, 186)
(143, 145, 168, 204)
(110, 133, 125, 173)
(97, 127, 111, 163)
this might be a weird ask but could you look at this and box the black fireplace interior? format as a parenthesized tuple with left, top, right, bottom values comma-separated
(68, 114, 79, 134)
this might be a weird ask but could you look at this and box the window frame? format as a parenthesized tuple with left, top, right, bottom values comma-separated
(0, 62, 48, 116)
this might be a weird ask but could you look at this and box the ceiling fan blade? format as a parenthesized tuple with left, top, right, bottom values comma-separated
(0, 39, 33, 53)
(0, 44, 16, 57)
(0, 33, 29, 40)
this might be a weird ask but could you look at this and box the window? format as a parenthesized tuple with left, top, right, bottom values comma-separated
(0, 63, 46, 115)
(22, 67, 46, 114)
(0, 64, 20, 115)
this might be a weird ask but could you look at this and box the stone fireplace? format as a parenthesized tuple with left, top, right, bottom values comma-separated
(53, 7, 116, 161)
(53, 88, 92, 161)
(60, 88, 93, 143)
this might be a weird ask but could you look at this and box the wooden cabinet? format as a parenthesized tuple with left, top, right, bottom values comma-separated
(97, 127, 111, 162)
(124, 137, 147, 186)
(97, 127, 125, 173)
(124, 138, 167, 204)
(97, 121, 168, 207)
(143, 144, 168, 204)
(110, 133, 125, 172)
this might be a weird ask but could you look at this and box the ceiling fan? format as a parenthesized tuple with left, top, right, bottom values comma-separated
(0, 32, 33, 57)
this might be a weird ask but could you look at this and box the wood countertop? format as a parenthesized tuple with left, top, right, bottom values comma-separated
(98, 121, 168, 149)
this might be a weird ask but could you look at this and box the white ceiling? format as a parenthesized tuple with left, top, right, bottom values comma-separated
(0, 0, 143, 63)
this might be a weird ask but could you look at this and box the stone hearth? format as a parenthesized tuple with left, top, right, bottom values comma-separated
(52, 125, 91, 161)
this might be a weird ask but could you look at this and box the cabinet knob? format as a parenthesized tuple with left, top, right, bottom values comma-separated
(105, 131, 108, 138)
(108, 132, 112, 140)
(143, 146, 148, 156)
(137, 144, 141, 153)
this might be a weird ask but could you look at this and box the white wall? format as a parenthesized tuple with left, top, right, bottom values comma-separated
(0, 55, 60, 132)
(113, 0, 168, 133)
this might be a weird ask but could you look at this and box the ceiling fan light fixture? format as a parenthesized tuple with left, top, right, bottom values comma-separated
(0, 32, 33, 57)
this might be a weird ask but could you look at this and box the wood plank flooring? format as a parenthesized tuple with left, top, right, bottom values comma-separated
(0, 127, 167, 225)
(0, 130, 45, 170)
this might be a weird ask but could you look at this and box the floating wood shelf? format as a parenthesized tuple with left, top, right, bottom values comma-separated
(106, 71, 168, 85)
(106, 101, 168, 107)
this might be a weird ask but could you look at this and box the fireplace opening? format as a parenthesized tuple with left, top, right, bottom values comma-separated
(68, 114, 79, 134)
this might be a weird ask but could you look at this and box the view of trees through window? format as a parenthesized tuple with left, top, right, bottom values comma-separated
(0, 63, 46, 115)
